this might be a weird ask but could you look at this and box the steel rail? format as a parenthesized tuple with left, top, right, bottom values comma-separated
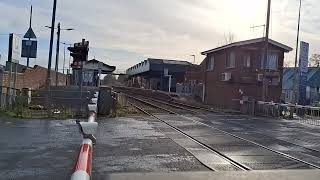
(126, 97, 252, 171)
(129, 95, 320, 170)
(133, 94, 320, 155)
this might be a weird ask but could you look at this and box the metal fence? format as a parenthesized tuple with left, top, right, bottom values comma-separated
(241, 100, 320, 126)
(176, 83, 203, 99)
(30, 89, 95, 117)
(0, 85, 97, 118)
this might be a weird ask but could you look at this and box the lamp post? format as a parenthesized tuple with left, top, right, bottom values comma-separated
(61, 42, 72, 74)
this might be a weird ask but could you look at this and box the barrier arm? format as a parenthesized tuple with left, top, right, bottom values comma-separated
(71, 92, 99, 180)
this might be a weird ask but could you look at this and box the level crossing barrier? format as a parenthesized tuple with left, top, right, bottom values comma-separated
(70, 92, 99, 180)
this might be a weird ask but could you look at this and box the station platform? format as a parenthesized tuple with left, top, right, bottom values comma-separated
(106, 170, 320, 180)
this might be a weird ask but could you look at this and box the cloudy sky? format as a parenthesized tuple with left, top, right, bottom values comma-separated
(0, 0, 319, 72)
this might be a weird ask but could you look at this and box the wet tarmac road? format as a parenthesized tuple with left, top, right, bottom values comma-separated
(0, 116, 209, 180)
(2, 110, 320, 179)
(93, 116, 208, 179)
(0, 118, 81, 180)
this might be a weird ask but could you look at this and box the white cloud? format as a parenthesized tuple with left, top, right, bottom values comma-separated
(0, 0, 320, 69)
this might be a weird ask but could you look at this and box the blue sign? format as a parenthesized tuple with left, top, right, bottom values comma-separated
(298, 41, 309, 105)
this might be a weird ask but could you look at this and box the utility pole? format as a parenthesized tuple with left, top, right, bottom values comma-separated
(262, 0, 271, 101)
(63, 44, 65, 74)
(46, 0, 57, 89)
(55, 22, 61, 86)
(293, 0, 302, 103)
(294, 0, 302, 69)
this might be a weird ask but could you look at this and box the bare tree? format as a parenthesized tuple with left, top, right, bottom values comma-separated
(102, 74, 117, 85)
(309, 54, 320, 67)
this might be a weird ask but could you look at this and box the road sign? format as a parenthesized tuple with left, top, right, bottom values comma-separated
(8, 33, 21, 63)
(21, 40, 37, 58)
(23, 27, 37, 39)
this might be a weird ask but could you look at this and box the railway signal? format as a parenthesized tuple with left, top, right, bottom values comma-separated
(68, 39, 89, 69)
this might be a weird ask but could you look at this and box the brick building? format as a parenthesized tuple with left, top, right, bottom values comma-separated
(0, 64, 67, 94)
(200, 38, 292, 109)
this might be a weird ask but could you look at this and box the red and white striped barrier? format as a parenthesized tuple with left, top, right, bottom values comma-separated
(71, 92, 99, 180)
(71, 139, 93, 180)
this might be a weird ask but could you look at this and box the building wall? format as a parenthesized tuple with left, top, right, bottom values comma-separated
(203, 44, 284, 109)
(1, 65, 66, 94)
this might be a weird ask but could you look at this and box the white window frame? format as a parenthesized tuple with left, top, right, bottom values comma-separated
(207, 56, 214, 71)
(226, 51, 236, 68)
(261, 52, 278, 70)
(243, 53, 251, 68)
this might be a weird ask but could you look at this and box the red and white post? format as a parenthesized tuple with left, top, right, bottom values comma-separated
(71, 92, 99, 180)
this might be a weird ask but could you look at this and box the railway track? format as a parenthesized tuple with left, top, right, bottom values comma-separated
(127, 98, 251, 171)
(126, 93, 320, 154)
(120, 93, 320, 171)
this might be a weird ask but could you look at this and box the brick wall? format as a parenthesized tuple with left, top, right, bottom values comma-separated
(2, 65, 67, 92)
(202, 43, 285, 109)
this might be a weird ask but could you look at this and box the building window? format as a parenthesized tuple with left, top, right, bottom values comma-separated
(243, 53, 251, 68)
(286, 90, 291, 99)
(207, 56, 214, 71)
(226, 51, 236, 68)
(261, 52, 278, 70)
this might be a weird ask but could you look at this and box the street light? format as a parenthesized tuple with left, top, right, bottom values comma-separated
(61, 42, 72, 74)
(45, 25, 74, 31)
(45, 23, 74, 86)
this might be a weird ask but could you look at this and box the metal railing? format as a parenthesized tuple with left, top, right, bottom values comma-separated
(241, 100, 320, 125)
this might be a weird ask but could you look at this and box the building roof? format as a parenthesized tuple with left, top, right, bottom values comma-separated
(201, 37, 293, 55)
(146, 58, 191, 66)
(127, 58, 191, 71)
(126, 58, 192, 76)
(283, 67, 320, 89)
(85, 59, 116, 73)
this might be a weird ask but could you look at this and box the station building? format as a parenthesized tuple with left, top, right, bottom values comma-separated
(200, 38, 293, 109)
(126, 58, 192, 92)
(72, 59, 116, 87)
